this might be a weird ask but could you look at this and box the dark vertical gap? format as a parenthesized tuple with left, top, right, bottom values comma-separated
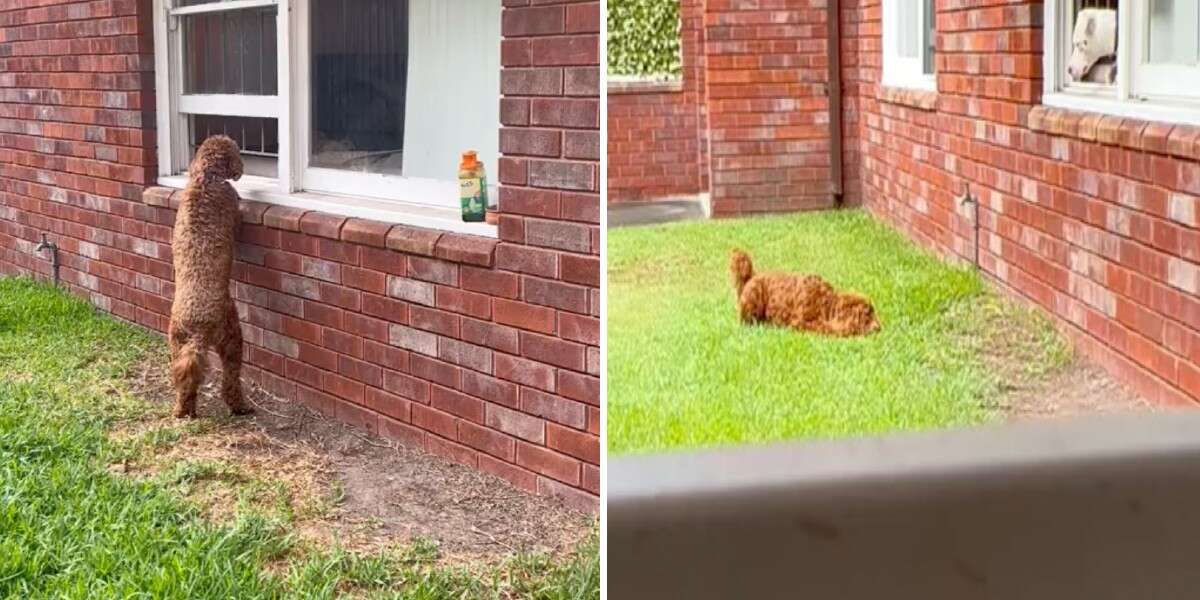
(826, 0, 843, 204)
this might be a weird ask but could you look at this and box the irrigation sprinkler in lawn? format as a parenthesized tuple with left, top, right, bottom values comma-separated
(35, 232, 60, 286)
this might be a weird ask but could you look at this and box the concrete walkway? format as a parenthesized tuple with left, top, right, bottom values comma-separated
(607, 198, 707, 227)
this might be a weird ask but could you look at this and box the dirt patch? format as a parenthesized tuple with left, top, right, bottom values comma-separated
(944, 292, 1153, 421)
(112, 349, 593, 565)
(998, 360, 1151, 421)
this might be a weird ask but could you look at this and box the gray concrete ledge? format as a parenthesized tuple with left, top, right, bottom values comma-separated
(607, 197, 707, 228)
(610, 410, 1200, 599)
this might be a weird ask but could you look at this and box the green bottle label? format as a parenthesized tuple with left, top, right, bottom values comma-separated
(461, 176, 486, 222)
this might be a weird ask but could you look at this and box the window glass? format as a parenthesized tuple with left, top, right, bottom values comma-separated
(183, 7, 278, 95)
(883, 0, 934, 88)
(309, 0, 501, 183)
(1148, 0, 1199, 65)
(310, 0, 409, 175)
(402, 0, 501, 182)
(896, 3, 920, 59)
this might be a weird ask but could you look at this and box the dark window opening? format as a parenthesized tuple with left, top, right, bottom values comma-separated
(309, 0, 409, 175)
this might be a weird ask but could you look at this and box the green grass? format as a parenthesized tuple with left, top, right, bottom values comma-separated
(0, 277, 598, 599)
(607, 210, 1070, 455)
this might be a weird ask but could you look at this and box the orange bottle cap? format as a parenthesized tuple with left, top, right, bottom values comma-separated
(460, 150, 480, 169)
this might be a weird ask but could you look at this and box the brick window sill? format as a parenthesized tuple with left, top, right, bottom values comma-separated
(607, 76, 685, 95)
(1028, 105, 1200, 162)
(144, 184, 498, 267)
(878, 86, 938, 111)
(155, 175, 497, 239)
(878, 85, 940, 111)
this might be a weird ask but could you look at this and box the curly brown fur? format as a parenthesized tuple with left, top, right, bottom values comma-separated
(730, 249, 881, 337)
(169, 135, 251, 418)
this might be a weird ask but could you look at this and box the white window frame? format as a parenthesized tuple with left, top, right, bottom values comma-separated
(882, 0, 936, 92)
(152, 0, 498, 236)
(1043, 2, 1200, 128)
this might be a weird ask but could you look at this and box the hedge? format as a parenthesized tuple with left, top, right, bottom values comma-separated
(607, 0, 682, 77)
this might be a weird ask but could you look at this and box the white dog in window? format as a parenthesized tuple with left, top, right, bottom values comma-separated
(1067, 8, 1118, 84)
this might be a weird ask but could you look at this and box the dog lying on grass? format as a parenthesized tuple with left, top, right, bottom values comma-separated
(168, 135, 252, 418)
(730, 249, 880, 337)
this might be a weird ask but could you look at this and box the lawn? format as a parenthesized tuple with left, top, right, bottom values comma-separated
(0, 277, 598, 599)
(607, 210, 1070, 455)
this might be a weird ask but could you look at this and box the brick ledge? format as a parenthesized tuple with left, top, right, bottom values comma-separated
(607, 77, 685, 95)
(143, 186, 497, 267)
(878, 86, 938, 111)
(1026, 105, 1200, 161)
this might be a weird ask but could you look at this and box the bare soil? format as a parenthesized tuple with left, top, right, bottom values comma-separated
(112, 350, 593, 565)
(947, 292, 1154, 422)
(997, 359, 1152, 421)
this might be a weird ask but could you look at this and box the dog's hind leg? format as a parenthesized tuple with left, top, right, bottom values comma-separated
(168, 321, 203, 418)
(737, 279, 766, 325)
(217, 304, 252, 416)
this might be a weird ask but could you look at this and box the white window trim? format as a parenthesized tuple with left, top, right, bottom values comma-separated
(881, 1, 936, 92)
(1043, 2, 1200, 128)
(1128, 2, 1200, 105)
(151, 0, 499, 235)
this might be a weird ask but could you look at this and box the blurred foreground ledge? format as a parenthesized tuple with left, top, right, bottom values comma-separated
(609, 410, 1200, 599)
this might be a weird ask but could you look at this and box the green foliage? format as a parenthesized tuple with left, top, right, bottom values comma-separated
(607, 0, 682, 77)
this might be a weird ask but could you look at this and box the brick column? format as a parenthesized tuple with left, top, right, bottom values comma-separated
(704, 0, 835, 216)
(498, 0, 601, 505)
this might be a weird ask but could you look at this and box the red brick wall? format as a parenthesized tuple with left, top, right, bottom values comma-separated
(704, 0, 835, 216)
(0, 0, 600, 510)
(850, 0, 1200, 405)
(606, 0, 707, 203)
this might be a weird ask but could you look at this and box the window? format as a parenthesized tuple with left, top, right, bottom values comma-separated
(153, 0, 501, 232)
(1045, 1, 1200, 126)
(882, 0, 936, 91)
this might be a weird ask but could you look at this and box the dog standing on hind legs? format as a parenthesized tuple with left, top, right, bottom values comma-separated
(168, 135, 253, 418)
(730, 249, 881, 337)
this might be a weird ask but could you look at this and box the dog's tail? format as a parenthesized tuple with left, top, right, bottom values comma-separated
(730, 249, 754, 295)
(170, 339, 203, 392)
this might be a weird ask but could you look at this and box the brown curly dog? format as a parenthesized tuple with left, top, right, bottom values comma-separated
(730, 249, 880, 337)
(168, 135, 252, 418)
